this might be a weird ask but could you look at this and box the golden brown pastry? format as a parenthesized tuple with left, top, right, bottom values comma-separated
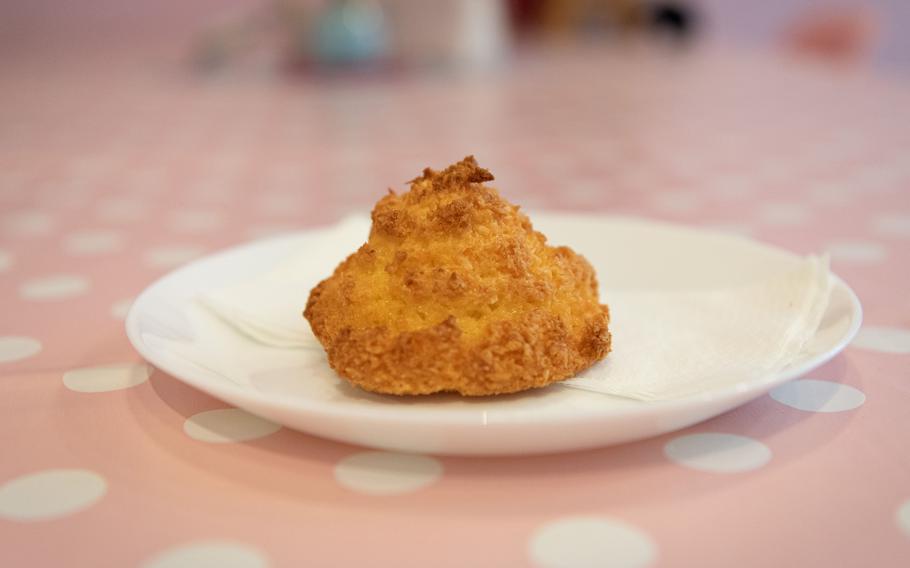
(304, 156, 610, 396)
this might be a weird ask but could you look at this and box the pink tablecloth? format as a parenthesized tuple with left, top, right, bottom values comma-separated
(2, 47, 909, 567)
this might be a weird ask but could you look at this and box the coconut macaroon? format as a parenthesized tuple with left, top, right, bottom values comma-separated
(304, 156, 611, 396)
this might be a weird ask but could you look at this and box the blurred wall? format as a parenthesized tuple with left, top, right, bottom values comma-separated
(1, 0, 908, 70)
(0, 0, 261, 52)
(692, 0, 910, 70)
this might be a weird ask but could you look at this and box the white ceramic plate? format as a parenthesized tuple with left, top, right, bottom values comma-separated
(127, 214, 861, 456)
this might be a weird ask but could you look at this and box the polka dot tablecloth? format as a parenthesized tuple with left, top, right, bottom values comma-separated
(2, 46, 910, 567)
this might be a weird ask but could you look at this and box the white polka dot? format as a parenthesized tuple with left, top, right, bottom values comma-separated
(664, 433, 771, 473)
(63, 363, 150, 393)
(663, 156, 704, 179)
(334, 451, 443, 495)
(142, 541, 268, 568)
(809, 182, 853, 206)
(616, 168, 659, 191)
(873, 215, 910, 238)
(144, 246, 204, 268)
(770, 379, 865, 412)
(756, 162, 792, 184)
(897, 499, 910, 537)
(0, 170, 27, 190)
(537, 154, 573, 178)
(709, 177, 755, 200)
(529, 516, 657, 568)
(0, 336, 42, 363)
(96, 199, 145, 222)
(126, 168, 167, 192)
(853, 167, 900, 192)
(0, 249, 11, 272)
(259, 193, 303, 216)
(2, 210, 53, 236)
(69, 155, 117, 177)
(246, 225, 298, 240)
(169, 210, 224, 233)
(560, 180, 602, 206)
(183, 409, 281, 443)
(0, 469, 106, 521)
(757, 203, 807, 226)
(110, 298, 133, 320)
(851, 325, 910, 354)
(650, 192, 699, 213)
(189, 182, 240, 204)
(704, 222, 753, 237)
(827, 240, 887, 263)
(20, 275, 90, 301)
(63, 230, 123, 255)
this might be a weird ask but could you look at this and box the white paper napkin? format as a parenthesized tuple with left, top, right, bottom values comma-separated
(565, 255, 831, 399)
(198, 218, 831, 401)
(199, 215, 371, 350)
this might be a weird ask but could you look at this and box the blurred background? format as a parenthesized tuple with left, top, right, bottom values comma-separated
(1, 0, 907, 70)
(1, 0, 907, 243)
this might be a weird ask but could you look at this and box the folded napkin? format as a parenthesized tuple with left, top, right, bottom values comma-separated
(198, 217, 831, 401)
(199, 216, 371, 350)
(565, 255, 831, 399)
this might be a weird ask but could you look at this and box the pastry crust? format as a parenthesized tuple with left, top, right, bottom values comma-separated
(304, 156, 611, 395)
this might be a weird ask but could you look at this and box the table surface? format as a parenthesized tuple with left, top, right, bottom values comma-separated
(2, 45, 909, 568)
